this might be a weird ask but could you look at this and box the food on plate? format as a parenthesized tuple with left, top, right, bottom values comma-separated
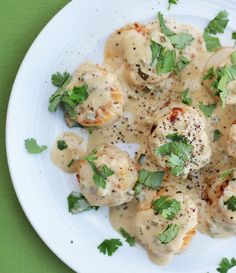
(148, 104, 212, 176)
(45, 9, 236, 266)
(77, 143, 138, 206)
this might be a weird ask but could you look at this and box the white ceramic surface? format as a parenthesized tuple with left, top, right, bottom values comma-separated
(6, 0, 236, 272)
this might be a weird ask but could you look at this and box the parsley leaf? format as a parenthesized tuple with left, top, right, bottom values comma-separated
(203, 32, 221, 52)
(203, 66, 216, 81)
(181, 89, 192, 105)
(134, 169, 164, 195)
(152, 196, 181, 220)
(168, 0, 178, 10)
(158, 224, 179, 244)
(24, 138, 47, 154)
(174, 56, 190, 75)
(205, 10, 229, 35)
(224, 196, 236, 211)
(97, 239, 123, 256)
(199, 102, 216, 117)
(219, 168, 234, 181)
(67, 191, 98, 214)
(119, 228, 135, 246)
(158, 12, 194, 49)
(51, 72, 70, 87)
(57, 140, 68, 150)
(217, 257, 236, 273)
(156, 134, 193, 176)
(213, 129, 222, 142)
(203, 11, 229, 52)
(85, 150, 115, 189)
(232, 32, 236, 47)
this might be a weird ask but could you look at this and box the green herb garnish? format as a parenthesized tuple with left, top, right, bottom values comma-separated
(24, 138, 47, 154)
(181, 89, 192, 105)
(156, 133, 193, 176)
(219, 168, 234, 181)
(213, 129, 222, 142)
(158, 224, 179, 244)
(217, 257, 236, 273)
(67, 191, 98, 214)
(158, 12, 194, 49)
(85, 150, 115, 189)
(174, 56, 190, 75)
(97, 239, 123, 256)
(57, 140, 68, 150)
(152, 196, 181, 220)
(199, 102, 216, 117)
(51, 72, 70, 87)
(203, 66, 216, 81)
(224, 196, 236, 211)
(168, 0, 178, 10)
(232, 32, 236, 47)
(134, 169, 164, 195)
(67, 159, 74, 167)
(119, 228, 135, 246)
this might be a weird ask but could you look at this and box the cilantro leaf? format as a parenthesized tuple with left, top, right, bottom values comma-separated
(158, 12, 175, 36)
(51, 72, 70, 87)
(157, 12, 194, 49)
(168, 34, 194, 50)
(181, 89, 192, 105)
(213, 129, 222, 142)
(68, 85, 89, 104)
(150, 40, 164, 65)
(168, 0, 178, 10)
(232, 32, 236, 47)
(67, 191, 98, 214)
(134, 169, 164, 195)
(152, 196, 181, 220)
(203, 66, 216, 80)
(57, 140, 68, 150)
(205, 10, 229, 35)
(119, 228, 135, 246)
(203, 31, 221, 52)
(158, 224, 179, 244)
(156, 134, 193, 176)
(174, 56, 190, 75)
(24, 138, 47, 154)
(219, 168, 234, 181)
(97, 239, 123, 256)
(199, 102, 216, 117)
(85, 150, 115, 189)
(231, 51, 236, 65)
(67, 159, 74, 168)
(156, 49, 176, 75)
(224, 196, 236, 211)
(217, 257, 236, 273)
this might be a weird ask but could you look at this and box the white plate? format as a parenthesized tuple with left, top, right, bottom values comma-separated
(6, 0, 236, 272)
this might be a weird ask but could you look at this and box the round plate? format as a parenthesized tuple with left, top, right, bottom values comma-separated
(6, 0, 236, 272)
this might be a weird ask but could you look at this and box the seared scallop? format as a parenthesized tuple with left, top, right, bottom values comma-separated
(148, 104, 212, 176)
(105, 23, 174, 91)
(77, 143, 138, 206)
(66, 62, 125, 127)
(135, 193, 198, 264)
(205, 169, 236, 236)
(203, 47, 236, 105)
(227, 122, 236, 159)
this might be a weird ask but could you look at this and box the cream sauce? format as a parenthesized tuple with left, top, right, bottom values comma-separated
(51, 132, 86, 173)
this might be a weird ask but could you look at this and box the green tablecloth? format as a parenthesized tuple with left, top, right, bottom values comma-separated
(0, 1, 74, 272)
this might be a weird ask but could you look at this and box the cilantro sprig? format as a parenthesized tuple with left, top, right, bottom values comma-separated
(158, 224, 179, 244)
(217, 257, 236, 273)
(152, 196, 181, 220)
(85, 149, 115, 189)
(224, 196, 236, 211)
(67, 191, 98, 214)
(119, 228, 135, 246)
(158, 12, 194, 49)
(24, 138, 47, 154)
(97, 239, 123, 256)
(199, 102, 216, 117)
(156, 133, 193, 176)
(203, 11, 229, 52)
(134, 169, 164, 195)
(57, 140, 68, 150)
(181, 89, 192, 105)
(174, 56, 190, 75)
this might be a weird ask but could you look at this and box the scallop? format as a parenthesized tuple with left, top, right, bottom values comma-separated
(67, 62, 125, 127)
(135, 193, 198, 264)
(148, 104, 212, 176)
(77, 143, 138, 206)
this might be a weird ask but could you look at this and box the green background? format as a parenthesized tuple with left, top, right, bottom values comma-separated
(0, 1, 74, 272)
